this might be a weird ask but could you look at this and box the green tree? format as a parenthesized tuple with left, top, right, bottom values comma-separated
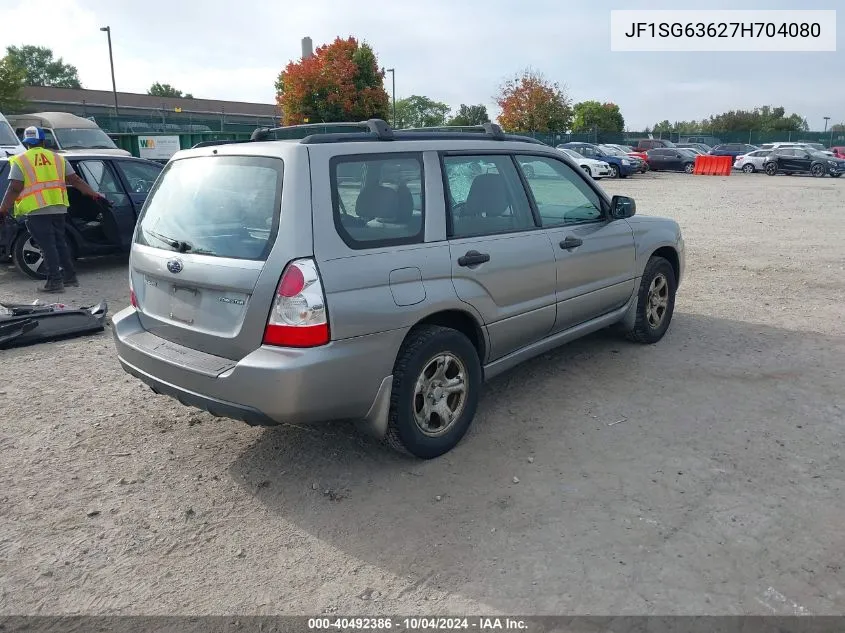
(447, 104, 490, 126)
(831, 123, 845, 132)
(0, 55, 27, 111)
(394, 95, 451, 128)
(148, 82, 192, 98)
(571, 101, 624, 133)
(5, 45, 81, 88)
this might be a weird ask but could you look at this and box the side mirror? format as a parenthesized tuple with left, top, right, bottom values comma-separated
(610, 195, 636, 220)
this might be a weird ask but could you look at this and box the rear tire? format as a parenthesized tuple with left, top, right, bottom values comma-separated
(742, 163, 755, 173)
(684, 162, 694, 174)
(832, 173, 842, 178)
(625, 256, 676, 345)
(385, 325, 481, 459)
(12, 230, 48, 280)
(765, 162, 778, 176)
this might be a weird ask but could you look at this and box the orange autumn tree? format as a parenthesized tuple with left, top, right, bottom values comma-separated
(276, 37, 390, 125)
(495, 68, 572, 133)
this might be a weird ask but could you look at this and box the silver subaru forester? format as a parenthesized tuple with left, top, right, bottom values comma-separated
(112, 121, 684, 458)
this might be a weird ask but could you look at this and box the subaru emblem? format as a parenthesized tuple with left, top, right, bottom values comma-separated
(166, 258, 183, 274)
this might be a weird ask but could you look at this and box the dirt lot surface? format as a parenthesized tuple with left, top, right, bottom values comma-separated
(1, 172, 843, 616)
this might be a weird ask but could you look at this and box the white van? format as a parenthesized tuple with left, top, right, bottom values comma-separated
(0, 113, 25, 156)
(6, 112, 130, 156)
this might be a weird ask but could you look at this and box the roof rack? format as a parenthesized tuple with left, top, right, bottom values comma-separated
(190, 118, 547, 149)
(402, 122, 506, 140)
(251, 119, 393, 142)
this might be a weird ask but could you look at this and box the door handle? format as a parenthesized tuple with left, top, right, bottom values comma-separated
(559, 236, 583, 250)
(458, 250, 491, 267)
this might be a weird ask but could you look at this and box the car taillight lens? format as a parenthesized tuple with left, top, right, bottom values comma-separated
(263, 258, 329, 348)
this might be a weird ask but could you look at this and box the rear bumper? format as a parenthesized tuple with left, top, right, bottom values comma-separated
(111, 307, 406, 426)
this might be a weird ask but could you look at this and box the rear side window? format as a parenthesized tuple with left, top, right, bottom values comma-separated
(330, 153, 424, 249)
(136, 155, 282, 261)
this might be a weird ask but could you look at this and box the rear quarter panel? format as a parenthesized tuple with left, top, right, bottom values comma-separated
(309, 146, 477, 343)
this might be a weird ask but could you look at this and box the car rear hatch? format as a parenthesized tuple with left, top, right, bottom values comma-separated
(128, 143, 313, 361)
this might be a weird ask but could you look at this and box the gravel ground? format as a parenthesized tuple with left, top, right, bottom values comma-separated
(0, 172, 843, 616)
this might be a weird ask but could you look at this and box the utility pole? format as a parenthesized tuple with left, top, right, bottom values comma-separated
(823, 116, 830, 132)
(100, 26, 119, 117)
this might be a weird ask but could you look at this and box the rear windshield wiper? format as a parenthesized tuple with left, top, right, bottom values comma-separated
(143, 229, 193, 253)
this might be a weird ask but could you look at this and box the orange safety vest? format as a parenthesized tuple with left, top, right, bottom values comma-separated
(9, 147, 70, 217)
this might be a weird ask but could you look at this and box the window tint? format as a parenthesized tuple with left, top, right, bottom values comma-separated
(444, 155, 534, 238)
(77, 160, 123, 194)
(516, 155, 603, 227)
(116, 160, 162, 194)
(331, 154, 424, 248)
(136, 155, 283, 260)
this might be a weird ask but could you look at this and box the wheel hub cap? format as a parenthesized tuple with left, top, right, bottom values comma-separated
(645, 273, 669, 328)
(413, 353, 468, 437)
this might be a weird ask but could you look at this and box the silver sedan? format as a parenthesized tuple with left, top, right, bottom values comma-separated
(734, 149, 772, 173)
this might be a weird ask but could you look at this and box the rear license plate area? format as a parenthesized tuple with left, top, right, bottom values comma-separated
(170, 286, 200, 325)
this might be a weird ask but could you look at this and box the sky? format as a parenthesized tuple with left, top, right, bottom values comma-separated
(1, 0, 841, 130)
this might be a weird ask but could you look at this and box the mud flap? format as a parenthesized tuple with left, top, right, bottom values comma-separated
(0, 300, 108, 349)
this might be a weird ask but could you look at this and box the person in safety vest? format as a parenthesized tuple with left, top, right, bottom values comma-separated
(0, 126, 106, 293)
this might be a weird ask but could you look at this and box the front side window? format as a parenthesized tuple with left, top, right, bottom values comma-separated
(136, 155, 283, 260)
(116, 160, 162, 194)
(515, 155, 603, 227)
(331, 154, 424, 248)
(444, 154, 534, 238)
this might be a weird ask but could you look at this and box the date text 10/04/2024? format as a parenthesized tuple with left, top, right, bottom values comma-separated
(307, 617, 528, 630)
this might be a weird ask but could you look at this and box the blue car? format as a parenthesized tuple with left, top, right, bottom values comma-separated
(557, 142, 637, 178)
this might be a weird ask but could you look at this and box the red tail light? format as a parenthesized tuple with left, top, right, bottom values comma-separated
(130, 289, 138, 308)
(263, 259, 329, 348)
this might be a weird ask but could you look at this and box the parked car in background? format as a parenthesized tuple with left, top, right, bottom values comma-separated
(675, 146, 706, 155)
(676, 142, 711, 154)
(733, 149, 772, 173)
(557, 142, 637, 178)
(682, 136, 721, 147)
(797, 142, 833, 155)
(763, 147, 845, 178)
(709, 143, 760, 159)
(633, 139, 676, 151)
(6, 112, 131, 156)
(599, 144, 649, 172)
(646, 148, 697, 173)
(557, 147, 611, 179)
(0, 113, 25, 156)
(111, 121, 685, 458)
(0, 154, 163, 278)
(830, 146, 845, 159)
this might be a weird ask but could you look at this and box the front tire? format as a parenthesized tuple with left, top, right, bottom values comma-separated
(385, 325, 482, 459)
(811, 164, 826, 178)
(625, 256, 676, 344)
(582, 165, 592, 178)
(608, 164, 620, 179)
(832, 173, 842, 178)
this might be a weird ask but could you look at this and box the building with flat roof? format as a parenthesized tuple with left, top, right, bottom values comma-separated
(16, 86, 280, 134)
